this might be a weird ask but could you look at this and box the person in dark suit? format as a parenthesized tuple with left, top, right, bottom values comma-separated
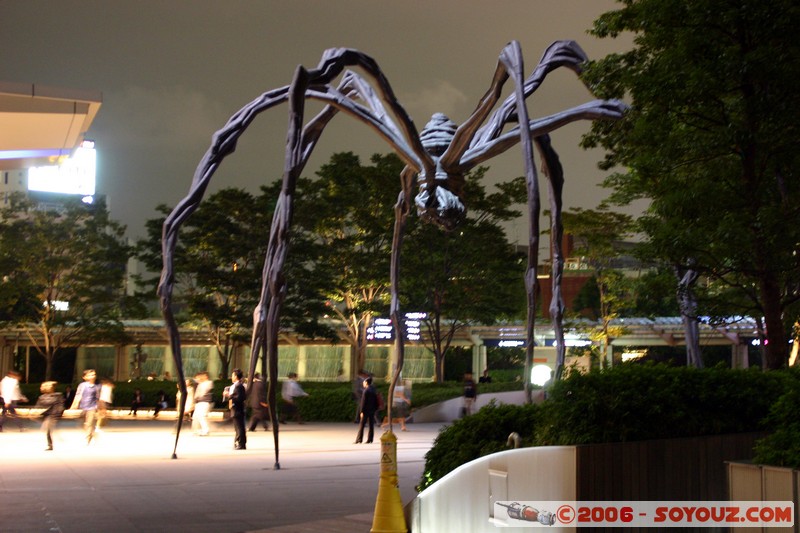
(247, 373, 269, 432)
(354, 376, 379, 444)
(224, 368, 247, 450)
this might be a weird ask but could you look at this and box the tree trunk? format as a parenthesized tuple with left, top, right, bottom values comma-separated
(434, 350, 445, 383)
(218, 342, 231, 380)
(760, 275, 788, 369)
(355, 340, 367, 374)
(45, 349, 55, 381)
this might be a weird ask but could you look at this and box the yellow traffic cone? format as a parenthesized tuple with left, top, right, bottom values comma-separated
(371, 430, 408, 533)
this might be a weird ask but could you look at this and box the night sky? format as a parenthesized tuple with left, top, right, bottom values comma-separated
(1, 0, 635, 244)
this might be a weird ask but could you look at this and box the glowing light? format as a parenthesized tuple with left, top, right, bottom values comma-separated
(28, 142, 96, 195)
(531, 364, 552, 386)
(44, 300, 69, 311)
(621, 350, 646, 362)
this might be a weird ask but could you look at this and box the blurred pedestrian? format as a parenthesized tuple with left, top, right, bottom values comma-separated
(280, 372, 308, 424)
(192, 371, 213, 436)
(153, 389, 167, 418)
(129, 388, 144, 416)
(247, 373, 269, 432)
(381, 379, 411, 431)
(1, 370, 28, 432)
(176, 379, 195, 421)
(35, 381, 64, 450)
(462, 371, 477, 417)
(97, 378, 114, 429)
(70, 369, 100, 443)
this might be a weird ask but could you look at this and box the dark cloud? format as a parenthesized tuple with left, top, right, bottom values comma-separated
(0, 0, 631, 243)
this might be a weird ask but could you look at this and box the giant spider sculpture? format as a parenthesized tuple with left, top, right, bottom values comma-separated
(159, 40, 625, 463)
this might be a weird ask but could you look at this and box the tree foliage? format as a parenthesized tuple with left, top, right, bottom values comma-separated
(0, 194, 134, 379)
(137, 186, 333, 378)
(559, 207, 634, 366)
(401, 169, 527, 382)
(583, 0, 800, 369)
(296, 152, 401, 373)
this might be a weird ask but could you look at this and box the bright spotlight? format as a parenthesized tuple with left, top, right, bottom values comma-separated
(531, 364, 552, 386)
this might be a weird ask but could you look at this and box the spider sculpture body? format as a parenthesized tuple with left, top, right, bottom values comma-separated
(159, 40, 625, 463)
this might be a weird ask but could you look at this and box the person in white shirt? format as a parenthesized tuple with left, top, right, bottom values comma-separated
(1, 369, 27, 432)
(280, 372, 308, 424)
(97, 378, 115, 429)
(192, 371, 214, 436)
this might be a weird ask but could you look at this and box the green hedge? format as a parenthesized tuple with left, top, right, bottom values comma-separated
(19, 378, 523, 417)
(418, 364, 800, 491)
(535, 364, 794, 445)
(753, 385, 800, 469)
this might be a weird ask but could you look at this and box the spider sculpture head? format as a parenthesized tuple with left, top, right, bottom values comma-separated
(415, 113, 466, 231)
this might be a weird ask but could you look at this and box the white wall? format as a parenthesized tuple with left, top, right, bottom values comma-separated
(410, 446, 577, 532)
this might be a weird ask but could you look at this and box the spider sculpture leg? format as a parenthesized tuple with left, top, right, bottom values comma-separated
(232, 53, 436, 466)
(161, 48, 422, 460)
(447, 40, 626, 390)
(161, 40, 624, 461)
(386, 166, 416, 431)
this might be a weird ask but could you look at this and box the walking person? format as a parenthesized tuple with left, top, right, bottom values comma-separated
(354, 376, 379, 444)
(280, 372, 308, 424)
(224, 368, 247, 450)
(247, 373, 270, 432)
(462, 371, 477, 417)
(97, 378, 114, 429)
(70, 369, 101, 443)
(35, 381, 64, 450)
(192, 371, 213, 436)
(1, 369, 28, 432)
(176, 379, 195, 422)
(351, 369, 369, 423)
(381, 379, 411, 431)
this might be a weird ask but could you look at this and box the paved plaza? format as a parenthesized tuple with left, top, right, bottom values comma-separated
(0, 417, 445, 532)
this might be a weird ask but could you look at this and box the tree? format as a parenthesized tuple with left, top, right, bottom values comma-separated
(0, 194, 133, 379)
(628, 268, 681, 318)
(583, 0, 800, 369)
(297, 152, 401, 373)
(137, 186, 333, 378)
(401, 169, 526, 382)
(559, 207, 634, 367)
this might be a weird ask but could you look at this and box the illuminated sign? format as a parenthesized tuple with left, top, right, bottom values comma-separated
(27, 140, 96, 196)
(545, 336, 592, 348)
(366, 313, 426, 342)
(483, 339, 530, 347)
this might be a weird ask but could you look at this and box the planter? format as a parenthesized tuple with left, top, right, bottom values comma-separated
(727, 461, 798, 532)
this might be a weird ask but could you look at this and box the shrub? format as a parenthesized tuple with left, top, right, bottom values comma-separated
(753, 383, 800, 469)
(418, 401, 538, 491)
(418, 364, 799, 491)
(20, 374, 523, 423)
(534, 364, 790, 445)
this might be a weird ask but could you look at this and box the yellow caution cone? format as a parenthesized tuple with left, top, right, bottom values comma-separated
(371, 430, 408, 533)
